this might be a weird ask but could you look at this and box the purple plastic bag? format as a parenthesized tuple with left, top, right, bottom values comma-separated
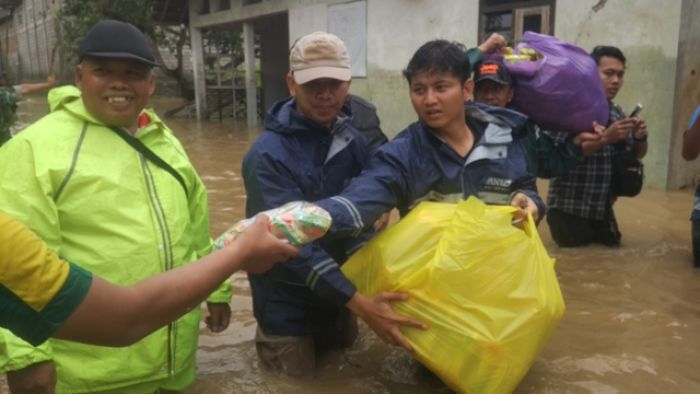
(499, 32, 609, 133)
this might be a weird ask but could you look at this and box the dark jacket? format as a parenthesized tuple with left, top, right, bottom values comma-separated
(242, 97, 370, 335)
(342, 94, 388, 154)
(475, 102, 585, 179)
(316, 103, 545, 237)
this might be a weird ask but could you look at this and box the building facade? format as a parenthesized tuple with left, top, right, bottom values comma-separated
(0, 0, 58, 83)
(188, 0, 698, 190)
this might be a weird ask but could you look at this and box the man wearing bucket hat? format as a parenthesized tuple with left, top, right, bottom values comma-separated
(0, 20, 232, 393)
(242, 31, 425, 377)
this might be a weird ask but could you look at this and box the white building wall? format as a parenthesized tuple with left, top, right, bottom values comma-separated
(554, 0, 683, 188)
(13, 0, 57, 80)
(288, 4, 327, 46)
(191, 0, 689, 188)
(361, 0, 480, 136)
(288, 0, 481, 136)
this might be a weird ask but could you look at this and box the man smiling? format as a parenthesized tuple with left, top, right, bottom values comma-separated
(0, 20, 231, 393)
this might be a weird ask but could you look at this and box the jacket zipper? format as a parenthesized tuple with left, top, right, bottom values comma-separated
(140, 155, 177, 376)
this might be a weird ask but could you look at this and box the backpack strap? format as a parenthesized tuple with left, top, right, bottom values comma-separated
(108, 125, 189, 197)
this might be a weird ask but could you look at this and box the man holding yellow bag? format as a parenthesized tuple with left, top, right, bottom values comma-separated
(315, 37, 543, 348)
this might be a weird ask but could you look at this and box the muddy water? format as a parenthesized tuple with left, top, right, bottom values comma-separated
(8, 97, 700, 393)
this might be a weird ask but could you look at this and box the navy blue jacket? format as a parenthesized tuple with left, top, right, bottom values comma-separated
(242, 97, 370, 335)
(316, 103, 545, 237)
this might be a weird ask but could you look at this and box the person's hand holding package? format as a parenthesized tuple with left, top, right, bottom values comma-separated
(214, 202, 331, 249)
(226, 214, 300, 273)
(207, 214, 299, 333)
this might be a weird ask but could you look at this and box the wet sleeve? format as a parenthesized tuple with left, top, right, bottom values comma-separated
(0, 212, 93, 346)
(316, 144, 413, 238)
(194, 174, 232, 303)
(243, 150, 357, 305)
(183, 165, 231, 303)
(0, 135, 59, 370)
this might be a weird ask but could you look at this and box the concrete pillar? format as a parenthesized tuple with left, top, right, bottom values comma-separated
(259, 13, 289, 112)
(243, 21, 258, 128)
(189, 26, 207, 120)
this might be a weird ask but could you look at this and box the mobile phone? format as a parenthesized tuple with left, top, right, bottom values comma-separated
(629, 103, 644, 118)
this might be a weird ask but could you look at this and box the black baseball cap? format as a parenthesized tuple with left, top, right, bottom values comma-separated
(79, 20, 158, 67)
(473, 61, 512, 86)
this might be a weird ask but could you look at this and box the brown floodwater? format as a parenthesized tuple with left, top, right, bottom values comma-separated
(5, 96, 700, 393)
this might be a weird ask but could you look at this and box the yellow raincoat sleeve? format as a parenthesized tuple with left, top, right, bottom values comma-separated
(188, 167, 232, 304)
(0, 135, 57, 372)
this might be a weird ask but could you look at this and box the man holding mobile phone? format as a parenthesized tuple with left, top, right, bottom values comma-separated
(546, 45, 648, 247)
(629, 103, 643, 118)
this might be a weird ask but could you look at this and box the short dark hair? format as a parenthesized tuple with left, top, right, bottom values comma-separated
(403, 40, 471, 84)
(590, 45, 626, 66)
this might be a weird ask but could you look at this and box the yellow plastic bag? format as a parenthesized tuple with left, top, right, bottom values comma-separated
(342, 197, 565, 394)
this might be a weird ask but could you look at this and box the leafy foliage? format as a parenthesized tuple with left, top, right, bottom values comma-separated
(53, 0, 245, 100)
(55, 0, 155, 65)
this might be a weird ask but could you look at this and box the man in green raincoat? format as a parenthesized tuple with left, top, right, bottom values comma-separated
(0, 20, 232, 393)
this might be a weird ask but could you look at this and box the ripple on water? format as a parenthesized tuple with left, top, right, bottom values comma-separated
(549, 354, 658, 376)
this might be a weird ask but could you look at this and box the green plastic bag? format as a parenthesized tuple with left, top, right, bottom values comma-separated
(342, 197, 565, 393)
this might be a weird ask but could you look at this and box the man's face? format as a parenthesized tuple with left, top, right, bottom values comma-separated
(287, 75, 350, 128)
(598, 56, 625, 100)
(409, 71, 471, 132)
(473, 80, 514, 108)
(75, 57, 155, 131)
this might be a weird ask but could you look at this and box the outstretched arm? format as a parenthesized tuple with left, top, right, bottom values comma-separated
(3, 216, 297, 346)
(17, 75, 55, 95)
(53, 215, 297, 346)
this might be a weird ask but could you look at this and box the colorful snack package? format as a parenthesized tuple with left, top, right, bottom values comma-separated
(213, 201, 332, 249)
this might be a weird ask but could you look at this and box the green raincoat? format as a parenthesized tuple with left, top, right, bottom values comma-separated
(0, 86, 231, 393)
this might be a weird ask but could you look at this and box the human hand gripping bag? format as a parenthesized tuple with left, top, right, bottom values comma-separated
(495, 31, 608, 133)
(341, 197, 565, 394)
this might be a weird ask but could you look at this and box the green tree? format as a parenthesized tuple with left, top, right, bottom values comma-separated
(55, 0, 195, 98)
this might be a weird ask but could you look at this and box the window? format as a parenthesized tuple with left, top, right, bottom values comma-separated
(479, 0, 554, 43)
(242, 0, 262, 5)
(198, 0, 210, 15)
